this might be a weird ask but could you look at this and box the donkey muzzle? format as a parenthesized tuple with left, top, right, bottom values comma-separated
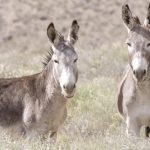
(63, 84, 76, 93)
(62, 83, 76, 98)
(133, 69, 146, 81)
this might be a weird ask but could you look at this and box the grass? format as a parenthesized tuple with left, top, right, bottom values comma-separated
(0, 46, 150, 149)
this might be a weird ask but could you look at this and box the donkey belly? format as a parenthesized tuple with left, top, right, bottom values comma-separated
(136, 105, 150, 125)
(129, 97, 150, 126)
(0, 107, 22, 127)
(0, 106, 23, 138)
(26, 106, 67, 138)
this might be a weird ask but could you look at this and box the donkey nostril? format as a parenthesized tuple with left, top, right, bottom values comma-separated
(143, 70, 146, 75)
(133, 70, 136, 75)
(63, 85, 66, 89)
(73, 84, 76, 88)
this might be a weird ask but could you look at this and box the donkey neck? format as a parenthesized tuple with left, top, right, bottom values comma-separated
(39, 61, 66, 101)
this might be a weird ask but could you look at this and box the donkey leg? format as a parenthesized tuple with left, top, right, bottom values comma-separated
(22, 102, 36, 132)
(126, 117, 140, 137)
(145, 126, 150, 137)
(50, 131, 57, 143)
(50, 131, 57, 138)
(22, 96, 36, 129)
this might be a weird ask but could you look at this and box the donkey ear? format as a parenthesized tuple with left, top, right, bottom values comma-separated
(144, 3, 150, 28)
(67, 20, 79, 45)
(47, 23, 56, 44)
(134, 16, 141, 24)
(122, 4, 139, 32)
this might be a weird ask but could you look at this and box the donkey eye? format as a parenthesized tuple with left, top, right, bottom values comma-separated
(126, 42, 131, 47)
(147, 43, 150, 47)
(54, 60, 59, 64)
(74, 59, 78, 63)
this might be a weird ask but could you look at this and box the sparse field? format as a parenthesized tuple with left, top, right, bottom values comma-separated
(0, 46, 150, 150)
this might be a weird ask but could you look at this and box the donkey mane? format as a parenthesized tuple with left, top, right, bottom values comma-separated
(42, 47, 53, 67)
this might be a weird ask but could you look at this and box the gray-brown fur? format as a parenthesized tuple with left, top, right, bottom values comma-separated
(0, 20, 79, 139)
(145, 3, 150, 27)
(118, 4, 150, 137)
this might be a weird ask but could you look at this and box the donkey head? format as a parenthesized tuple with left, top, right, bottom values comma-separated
(47, 20, 79, 98)
(122, 4, 150, 82)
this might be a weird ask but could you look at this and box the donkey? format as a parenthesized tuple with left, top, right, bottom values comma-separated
(0, 20, 79, 139)
(118, 4, 150, 137)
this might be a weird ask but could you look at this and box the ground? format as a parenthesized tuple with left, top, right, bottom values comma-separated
(0, 0, 150, 149)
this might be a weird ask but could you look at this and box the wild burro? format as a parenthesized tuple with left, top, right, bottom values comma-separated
(118, 4, 150, 137)
(0, 20, 79, 139)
